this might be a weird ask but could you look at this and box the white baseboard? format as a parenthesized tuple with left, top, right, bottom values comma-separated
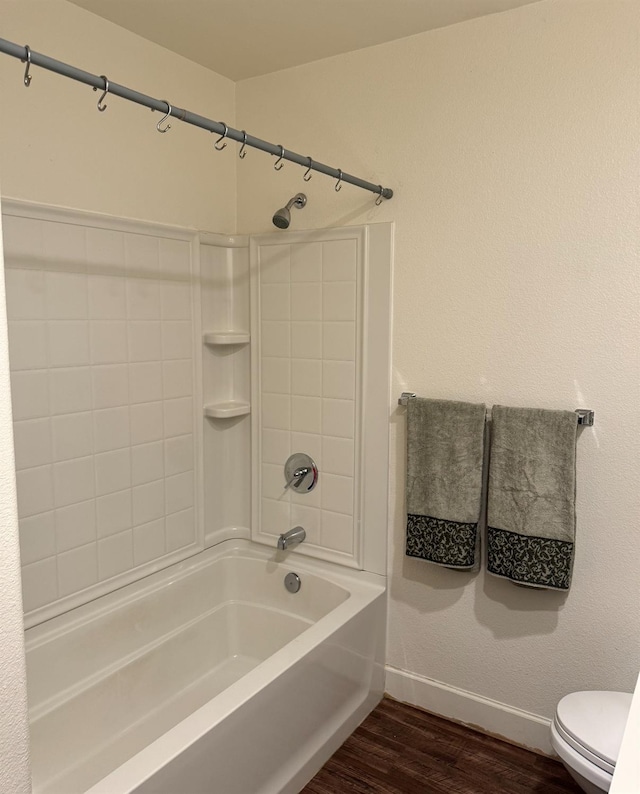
(385, 665, 553, 756)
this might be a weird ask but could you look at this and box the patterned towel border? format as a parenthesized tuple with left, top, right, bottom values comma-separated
(406, 514, 477, 569)
(487, 526, 573, 591)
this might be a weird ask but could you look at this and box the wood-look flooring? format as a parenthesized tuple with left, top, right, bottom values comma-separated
(302, 697, 582, 794)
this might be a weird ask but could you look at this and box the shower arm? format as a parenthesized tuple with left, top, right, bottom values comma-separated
(0, 37, 394, 203)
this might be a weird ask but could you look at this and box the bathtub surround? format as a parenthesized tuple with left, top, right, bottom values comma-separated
(487, 406, 577, 591)
(405, 398, 485, 570)
(236, 0, 640, 754)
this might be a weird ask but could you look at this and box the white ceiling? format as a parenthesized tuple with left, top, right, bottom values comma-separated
(68, 0, 541, 81)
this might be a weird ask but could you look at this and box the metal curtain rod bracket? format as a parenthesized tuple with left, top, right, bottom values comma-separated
(398, 393, 595, 426)
(0, 37, 394, 202)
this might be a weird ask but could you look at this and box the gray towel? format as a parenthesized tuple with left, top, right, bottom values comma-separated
(487, 405, 577, 590)
(405, 398, 486, 569)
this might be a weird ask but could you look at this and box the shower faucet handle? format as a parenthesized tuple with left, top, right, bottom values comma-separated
(283, 453, 318, 493)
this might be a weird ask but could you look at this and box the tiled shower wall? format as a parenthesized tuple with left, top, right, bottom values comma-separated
(254, 234, 361, 562)
(2, 208, 200, 619)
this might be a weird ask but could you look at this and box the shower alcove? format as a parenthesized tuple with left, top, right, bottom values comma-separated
(3, 197, 392, 792)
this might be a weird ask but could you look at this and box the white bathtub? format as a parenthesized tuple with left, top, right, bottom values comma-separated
(25, 540, 386, 794)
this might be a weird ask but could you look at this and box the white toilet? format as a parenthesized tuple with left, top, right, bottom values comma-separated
(551, 690, 632, 793)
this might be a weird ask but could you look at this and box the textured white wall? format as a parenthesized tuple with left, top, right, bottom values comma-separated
(237, 0, 640, 719)
(0, 210, 31, 791)
(0, 0, 236, 232)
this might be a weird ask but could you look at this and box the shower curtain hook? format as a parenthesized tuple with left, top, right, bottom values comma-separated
(274, 145, 285, 171)
(214, 123, 228, 150)
(335, 169, 343, 192)
(303, 157, 313, 182)
(238, 130, 247, 159)
(22, 44, 32, 87)
(156, 101, 172, 133)
(93, 75, 109, 112)
(375, 185, 384, 206)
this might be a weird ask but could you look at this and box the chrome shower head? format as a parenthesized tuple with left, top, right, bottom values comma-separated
(272, 193, 307, 229)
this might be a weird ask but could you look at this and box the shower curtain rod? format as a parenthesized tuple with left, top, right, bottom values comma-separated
(0, 37, 394, 202)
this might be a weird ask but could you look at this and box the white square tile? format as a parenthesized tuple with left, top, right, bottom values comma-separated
(160, 281, 192, 320)
(98, 530, 134, 580)
(260, 244, 290, 283)
(94, 406, 130, 452)
(129, 321, 162, 362)
(321, 510, 354, 554)
(291, 283, 322, 321)
(159, 238, 191, 280)
(323, 361, 356, 400)
(321, 474, 354, 515)
(131, 441, 164, 486)
(48, 321, 90, 367)
(11, 370, 49, 420)
(2, 215, 43, 264)
(291, 322, 321, 359)
(166, 471, 194, 515)
(290, 432, 322, 466)
(261, 497, 290, 536)
(58, 543, 98, 597)
(161, 321, 192, 360)
(262, 429, 290, 465)
(322, 239, 358, 282)
(262, 357, 290, 394)
(133, 519, 165, 565)
(132, 480, 165, 526)
(96, 489, 132, 537)
(164, 397, 193, 438)
(8, 321, 47, 370)
(130, 402, 163, 445)
(51, 412, 93, 462)
(262, 393, 290, 431)
(323, 282, 356, 322)
(322, 322, 356, 361)
(13, 418, 52, 470)
(53, 456, 95, 508)
(164, 434, 194, 477)
(21, 557, 58, 612)
(5, 268, 45, 320)
(126, 278, 161, 320)
(291, 396, 321, 434)
(290, 504, 321, 544)
(322, 436, 355, 477)
(16, 465, 54, 518)
(261, 322, 290, 357)
(45, 272, 88, 319)
(89, 320, 128, 365)
(290, 242, 322, 282)
(42, 221, 86, 272)
(125, 234, 160, 277)
(88, 275, 126, 319)
(86, 228, 124, 272)
(162, 359, 192, 399)
(55, 500, 96, 552)
(261, 284, 290, 321)
(166, 507, 195, 552)
(129, 362, 162, 404)
(19, 511, 56, 565)
(49, 367, 92, 415)
(261, 464, 287, 500)
(92, 364, 129, 409)
(322, 399, 355, 439)
(95, 448, 131, 496)
(291, 359, 322, 397)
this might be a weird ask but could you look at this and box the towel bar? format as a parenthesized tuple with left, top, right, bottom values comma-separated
(397, 392, 594, 426)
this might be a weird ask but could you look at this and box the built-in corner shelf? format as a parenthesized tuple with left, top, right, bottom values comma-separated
(204, 401, 251, 419)
(203, 331, 250, 346)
